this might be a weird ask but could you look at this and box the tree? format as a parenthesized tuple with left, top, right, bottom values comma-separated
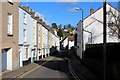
(57, 29, 63, 37)
(90, 7, 120, 42)
(58, 24, 62, 29)
(107, 8, 120, 40)
(52, 23, 57, 29)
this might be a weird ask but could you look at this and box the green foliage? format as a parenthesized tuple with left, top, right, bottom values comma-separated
(52, 23, 58, 29)
(57, 29, 63, 37)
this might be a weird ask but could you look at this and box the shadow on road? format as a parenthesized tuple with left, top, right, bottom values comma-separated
(34, 50, 74, 79)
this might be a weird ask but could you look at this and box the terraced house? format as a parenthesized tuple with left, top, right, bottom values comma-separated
(19, 5, 32, 67)
(19, 4, 60, 66)
(0, 0, 20, 72)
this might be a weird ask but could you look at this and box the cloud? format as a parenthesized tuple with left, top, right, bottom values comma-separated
(35, 12, 44, 18)
(13, 0, 119, 2)
(58, 0, 80, 4)
(59, 0, 80, 2)
(58, 2, 78, 5)
(44, 20, 51, 25)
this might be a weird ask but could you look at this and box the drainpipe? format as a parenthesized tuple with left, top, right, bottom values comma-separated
(36, 22, 39, 60)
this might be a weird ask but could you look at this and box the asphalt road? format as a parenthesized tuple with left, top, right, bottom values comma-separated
(18, 51, 75, 80)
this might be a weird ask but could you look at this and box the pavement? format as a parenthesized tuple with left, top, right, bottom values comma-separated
(69, 49, 99, 80)
(2, 56, 55, 79)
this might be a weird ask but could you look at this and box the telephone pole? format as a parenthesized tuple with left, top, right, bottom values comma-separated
(103, 0, 107, 80)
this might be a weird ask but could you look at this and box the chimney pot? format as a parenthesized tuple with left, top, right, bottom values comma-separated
(90, 8, 94, 15)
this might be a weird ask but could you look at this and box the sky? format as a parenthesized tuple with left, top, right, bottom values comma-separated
(21, 2, 118, 27)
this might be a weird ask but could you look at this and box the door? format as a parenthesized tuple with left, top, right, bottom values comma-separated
(2, 49, 7, 71)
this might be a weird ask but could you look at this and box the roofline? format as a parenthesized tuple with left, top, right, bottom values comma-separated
(83, 7, 103, 21)
(79, 3, 119, 23)
(19, 5, 59, 38)
(107, 3, 119, 12)
(19, 6, 31, 15)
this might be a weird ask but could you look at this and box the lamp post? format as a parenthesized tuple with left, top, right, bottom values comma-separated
(75, 8, 84, 59)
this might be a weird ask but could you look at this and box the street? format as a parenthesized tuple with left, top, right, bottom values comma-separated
(16, 50, 75, 80)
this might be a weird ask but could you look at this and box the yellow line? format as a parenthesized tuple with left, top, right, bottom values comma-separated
(17, 57, 55, 78)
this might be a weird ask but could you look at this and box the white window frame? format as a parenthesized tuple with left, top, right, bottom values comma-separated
(23, 29, 27, 43)
(8, 13, 13, 36)
(8, 0, 13, 3)
(23, 13, 27, 24)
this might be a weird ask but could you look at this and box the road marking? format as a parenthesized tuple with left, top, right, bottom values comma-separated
(17, 57, 55, 78)
(66, 58, 81, 80)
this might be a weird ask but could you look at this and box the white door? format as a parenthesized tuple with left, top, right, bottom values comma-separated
(2, 49, 7, 71)
(19, 47, 23, 67)
(7, 48, 12, 70)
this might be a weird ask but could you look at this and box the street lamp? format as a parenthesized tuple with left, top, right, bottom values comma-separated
(74, 8, 84, 59)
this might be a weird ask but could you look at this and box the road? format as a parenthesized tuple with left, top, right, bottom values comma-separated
(17, 50, 75, 80)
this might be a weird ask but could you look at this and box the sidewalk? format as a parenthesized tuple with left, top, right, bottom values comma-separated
(2, 56, 55, 79)
(2, 63, 39, 79)
(69, 51, 99, 80)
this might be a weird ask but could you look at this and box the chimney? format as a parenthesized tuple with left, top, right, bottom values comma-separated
(90, 8, 94, 15)
(30, 9, 35, 17)
(22, 4, 29, 12)
(25, 4, 29, 11)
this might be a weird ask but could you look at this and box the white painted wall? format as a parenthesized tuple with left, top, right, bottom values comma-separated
(68, 41, 74, 49)
(19, 7, 32, 65)
(63, 37, 68, 48)
(77, 4, 119, 59)
(56, 37, 60, 51)
(83, 4, 119, 47)
(31, 19, 37, 62)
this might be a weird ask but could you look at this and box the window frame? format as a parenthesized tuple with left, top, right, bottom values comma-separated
(7, 13, 13, 36)
(8, 0, 13, 4)
(23, 29, 27, 43)
(23, 13, 27, 25)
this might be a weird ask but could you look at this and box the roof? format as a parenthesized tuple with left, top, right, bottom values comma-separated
(68, 36, 74, 41)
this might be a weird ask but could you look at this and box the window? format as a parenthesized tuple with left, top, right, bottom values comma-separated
(23, 13, 27, 24)
(23, 29, 26, 42)
(8, 13, 13, 36)
(8, 0, 13, 3)
(25, 48, 28, 59)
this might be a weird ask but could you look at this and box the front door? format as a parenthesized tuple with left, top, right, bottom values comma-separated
(2, 49, 7, 71)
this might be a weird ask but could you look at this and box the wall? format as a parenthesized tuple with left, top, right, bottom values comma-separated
(63, 37, 68, 48)
(19, 7, 32, 61)
(30, 18, 37, 61)
(68, 41, 74, 49)
(77, 21, 83, 59)
(37, 23, 41, 57)
(0, 1, 2, 76)
(83, 4, 119, 47)
(2, 2, 20, 70)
